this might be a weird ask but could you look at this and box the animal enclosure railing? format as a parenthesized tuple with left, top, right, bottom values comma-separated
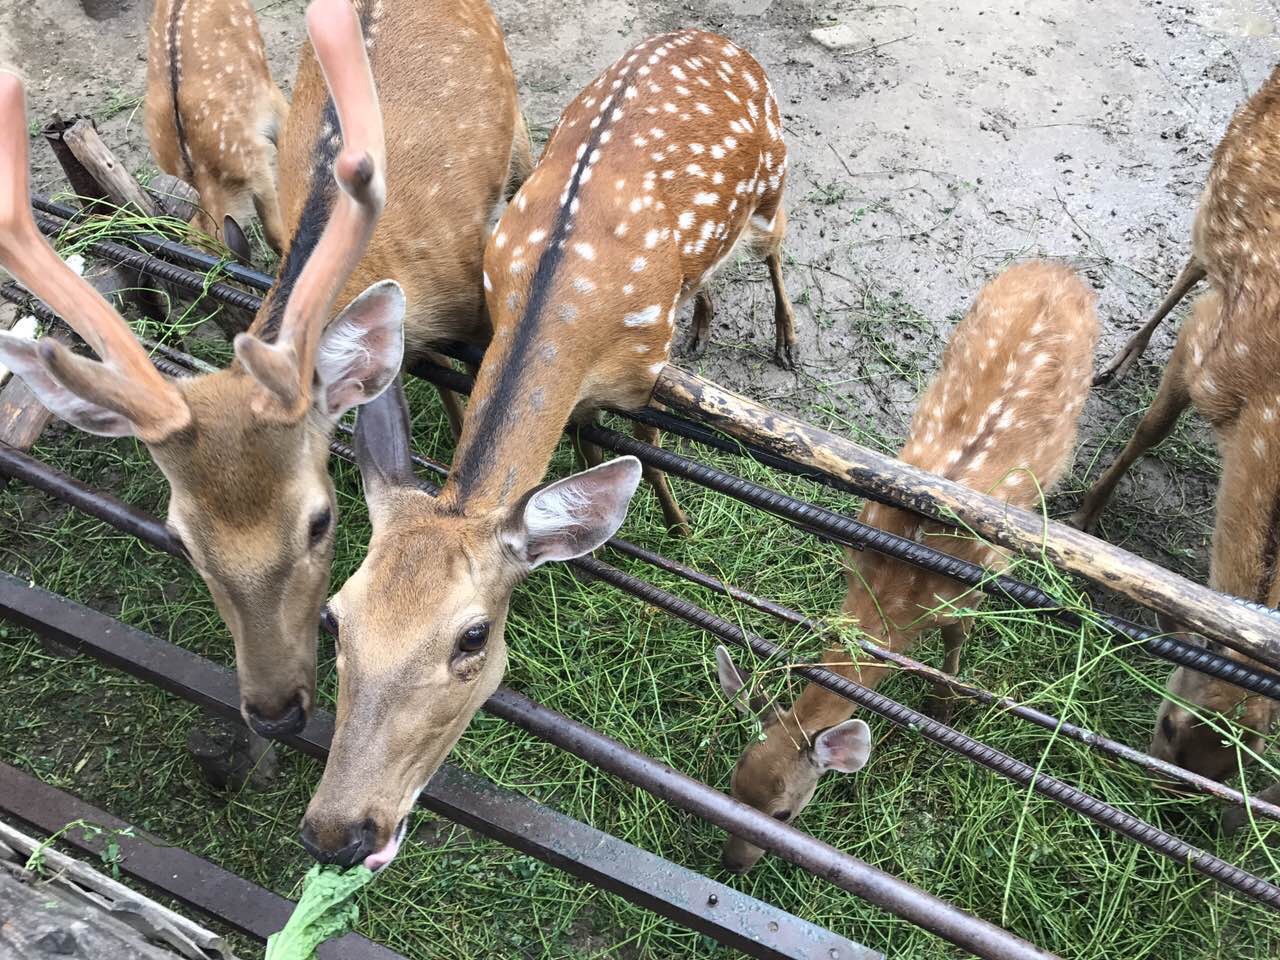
(1, 198, 1278, 958)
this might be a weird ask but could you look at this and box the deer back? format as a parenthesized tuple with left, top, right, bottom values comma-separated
(262, 0, 522, 357)
(456, 29, 787, 508)
(841, 262, 1098, 643)
(1187, 65, 1280, 403)
(145, 0, 285, 196)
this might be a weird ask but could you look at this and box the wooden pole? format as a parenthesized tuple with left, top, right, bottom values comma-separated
(653, 364, 1280, 670)
(61, 118, 160, 218)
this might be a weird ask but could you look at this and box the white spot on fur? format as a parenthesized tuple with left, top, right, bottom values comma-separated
(623, 304, 662, 327)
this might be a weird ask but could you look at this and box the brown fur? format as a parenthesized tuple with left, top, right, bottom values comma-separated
(1074, 67, 1280, 779)
(268, 0, 529, 358)
(2, 0, 524, 731)
(1143, 294, 1280, 779)
(305, 30, 795, 858)
(721, 262, 1098, 871)
(146, 0, 289, 249)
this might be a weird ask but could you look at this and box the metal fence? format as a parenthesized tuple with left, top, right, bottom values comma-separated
(0, 197, 1277, 958)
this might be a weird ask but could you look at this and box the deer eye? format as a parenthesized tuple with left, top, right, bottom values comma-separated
(1160, 715, 1175, 740)
(308, 508, 333, 547)
(320, 604, 339, 637)
(772, 809, 792, 822)
(458, 622, 490, 654)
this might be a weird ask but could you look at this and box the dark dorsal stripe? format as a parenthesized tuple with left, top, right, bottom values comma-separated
(253, 2, 374, 344)
(449, 108, 617, 503)
(167, 0, 195, 177)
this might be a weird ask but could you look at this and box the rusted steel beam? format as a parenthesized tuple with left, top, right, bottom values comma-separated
(653, 364, 1280, 671)
(601, 538, 1280, 822)
(0, 574, 883, 960)
(0, 763, 400, 960)
(408, 354, 1280, 703)
(29, 194, 1280, 669)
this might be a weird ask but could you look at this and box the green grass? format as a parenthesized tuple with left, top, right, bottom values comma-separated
(0, 231, 1277, 959)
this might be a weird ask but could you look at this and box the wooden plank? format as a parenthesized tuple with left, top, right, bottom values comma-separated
(654, 363, 1280, 669)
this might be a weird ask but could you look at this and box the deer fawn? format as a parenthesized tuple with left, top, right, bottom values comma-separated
(1095, 66, 1280, 384)
(1123, 293, 1280, 782)
(146, 0, 290, 258)
(714, 262, 1097, 873)
(300, 29, 796, 868)
(0, 0, 526, 740)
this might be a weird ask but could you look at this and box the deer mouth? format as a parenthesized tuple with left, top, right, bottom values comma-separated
(364, 815, 409, 872)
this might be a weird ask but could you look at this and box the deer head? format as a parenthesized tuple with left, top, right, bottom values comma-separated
(298, 377, 642, 868)
(0, 0, 402, 737)
(1149, 620, 1278, 782)
(712, 646, 871, 873)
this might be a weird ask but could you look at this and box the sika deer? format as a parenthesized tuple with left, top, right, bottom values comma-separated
(1095, 66, 1280, 384)
(300, 29, 796, 867)
(1133, 296, 1280, 782)
(0, 0, 526, 739)
(146, 0, 290, 258)
(714, 262, 1098, 873)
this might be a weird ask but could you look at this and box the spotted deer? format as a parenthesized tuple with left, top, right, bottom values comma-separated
(146, 0, 290, 258)
(0, 0, 527, 741)
(1100, 292, 1280, 782)
(300, 29, 797, 868)
(714, 262, 1098, 873)
(1096, 66, 1280, 384)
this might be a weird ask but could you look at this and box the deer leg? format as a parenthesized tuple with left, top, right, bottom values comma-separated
(422, 350, 468, 440)
(634, 420, 691, 537)
(1072, 340, 1193, 531)
(506, 112, 535, 200)
(766, 248, 798, 371)
(572, 428, 605, 472)
(686, 288, 714, 358)
(1095, 258, 1205, 385)
(924, 621, 970, 723)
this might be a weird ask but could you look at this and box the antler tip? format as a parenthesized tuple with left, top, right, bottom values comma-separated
(305, 0, 359, 44)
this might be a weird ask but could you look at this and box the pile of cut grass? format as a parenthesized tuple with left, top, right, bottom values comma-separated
(0, 217, 1276, 959)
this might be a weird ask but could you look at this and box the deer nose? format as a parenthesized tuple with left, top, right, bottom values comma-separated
(299, 818, 378, 867)
(244, 694, 307, 739)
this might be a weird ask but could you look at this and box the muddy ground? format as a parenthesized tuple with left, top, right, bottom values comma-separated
(1, 0, 1278, 563)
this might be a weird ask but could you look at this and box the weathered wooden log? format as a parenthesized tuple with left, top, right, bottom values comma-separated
(653, 364, 1280, 669)
(0, 820, 234, 960)
(149, 173, 201, 223)
(42, 115, 116, 215)
(61, 118, 160, 218)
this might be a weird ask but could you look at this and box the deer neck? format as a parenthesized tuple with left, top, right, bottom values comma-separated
(442, 308, 586, 512)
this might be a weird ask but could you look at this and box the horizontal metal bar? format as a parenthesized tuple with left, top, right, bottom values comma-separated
(27, 197, 1280, 672)
(410, 355, 1280, 702)
(599, 538, 1280, 821)
(0, 762, 401, 960)
(5, 431, 1278, 909)
(0, 572, 882, 960)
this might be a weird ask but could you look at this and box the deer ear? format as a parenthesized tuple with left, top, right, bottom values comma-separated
(353, 373, 416, 500)
(503, 456, 642, 569)
(715, 645, 774, 716)
(716, 645, 751, 709)
(223, 215, 252, 266)
(0, 332, 135, 436)
(813, 719, 872, 774)
(313, 279, 405, 419)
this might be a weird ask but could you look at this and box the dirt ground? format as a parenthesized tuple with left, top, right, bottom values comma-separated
(1, 0, 1278, 554)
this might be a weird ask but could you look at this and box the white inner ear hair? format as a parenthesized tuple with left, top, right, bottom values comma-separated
(527, 482, 594, 539)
